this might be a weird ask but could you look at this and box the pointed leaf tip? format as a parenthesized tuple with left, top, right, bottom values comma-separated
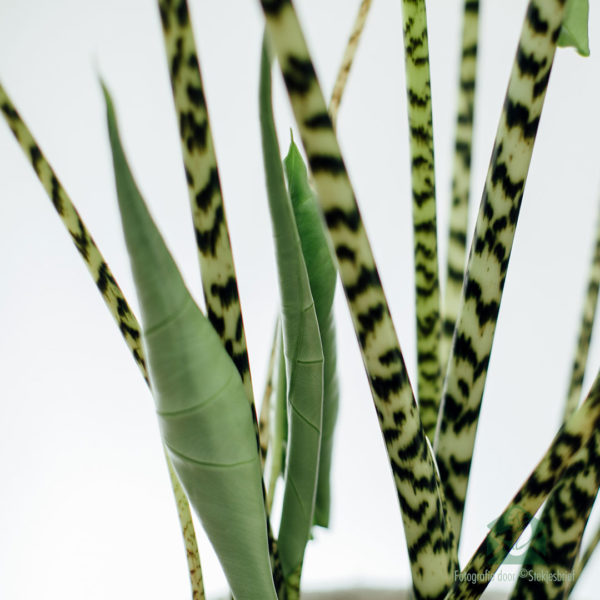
(558, 0, 590, 57)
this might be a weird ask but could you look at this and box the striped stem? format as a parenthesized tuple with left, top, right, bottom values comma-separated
(259, 2, 457, 598)
(259, 318, 282, 468)
(569, 520, 600, 593)
(165, 449, 205, 600)
(400, 0, 442, 443)
(157, 5, 287, 590)
(435, 0, 567, 542)
(509, 197, 600, 598)
(259, 0, 373, 468)
(441, 0, 481, 373)
(329, 0, 373, 127)
(0, 83, 205, 600)
(157, 0, 258, 423)
(563, 198, 600, 421)
(509, 432, 600, 599)
(446, 369, 600, 600)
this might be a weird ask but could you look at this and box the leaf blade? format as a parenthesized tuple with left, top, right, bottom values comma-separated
(283, 139, 338, 528)
(103, 84, 277, 600)
(259, 36, 324, 581)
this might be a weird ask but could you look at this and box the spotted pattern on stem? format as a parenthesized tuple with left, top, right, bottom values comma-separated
(509, 432, 600, 599)
(0, 82, 205, 600)
(509, 200, 600, 599)
(328, 0, 373, 127)
(259, 2, 456, 598)
(441, 0, 480, 372)
(400, 0, 442, 443)
(435, 0, 567, 542)
(570, 518, 600, 592)
(0, 84, 147, 384)
(447, 371, 600, 600)
(259, 320, 281, 467)
(157, 0, 256, 413)
(562, 203, 600, 422)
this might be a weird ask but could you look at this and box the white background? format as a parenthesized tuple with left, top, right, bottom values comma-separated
(0, 1, 599, 598)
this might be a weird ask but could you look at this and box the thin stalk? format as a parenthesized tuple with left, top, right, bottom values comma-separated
(435, 0, 567, 543)
(447, 369, 600, 600)
(259, 2, 457, 598)
(260, 36, 324, 585)
(569, 522, 600, 594)
(165, 450, 205, 600)
(510, 197, 600, 598)
(0, 83, 204, 600)
(329, 0, 373, 127)
(266, 328, 286, 511)
(259, 319, 282, 468)
(563, 198, 600, 421)
(441, 0, 481, 372)
(400, 0, 442, 443)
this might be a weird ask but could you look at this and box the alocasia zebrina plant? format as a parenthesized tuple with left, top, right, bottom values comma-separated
(1, 0, 599, 599)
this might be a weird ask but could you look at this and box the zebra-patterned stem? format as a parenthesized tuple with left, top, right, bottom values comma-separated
(563, 201, 600, 421)
(0, 83, 205, 600)
(400, 0, 442, 443)
(440, 0, 481, 373)
(446, 370, 600, 600)
(259, 2, 457, 598)
(157, 0, 257, 418)
(157, 5, 285, 585)
(165, 449, 205, 600)
(509, 198, 600, 599)
(435, 0, 567, 542)
(508, 431, 600, 599)
(569, 518, 600, 593)
(0, 85, 148, 385)
(328, 0, 373, 127)
(259, 319, 281, 468)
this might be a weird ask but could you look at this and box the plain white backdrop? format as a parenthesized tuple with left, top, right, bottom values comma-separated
(0, 1, 599, 598)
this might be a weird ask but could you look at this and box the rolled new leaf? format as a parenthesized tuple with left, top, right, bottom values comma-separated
(284, 139, 338, 528)
(259, 36, 324, 584)
(400, 0, 442, 443)
(258, 2, 457, 596)
(103, 85, 277, 600)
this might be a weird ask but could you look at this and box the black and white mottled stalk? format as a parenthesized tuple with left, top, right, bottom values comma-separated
(435, 0, 567, 542)
(441, 0, 481, 373)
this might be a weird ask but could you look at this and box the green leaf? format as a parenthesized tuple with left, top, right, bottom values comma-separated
(558, 0, 590, 57)
(102, 82, 277, 600)
(258, 36, 324, 581)
(283, 139, 339, 528)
